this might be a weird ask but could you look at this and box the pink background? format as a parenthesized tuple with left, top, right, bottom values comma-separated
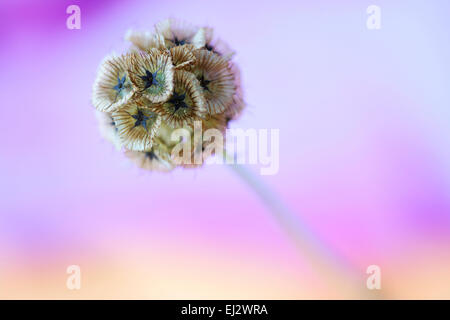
(1, 0, 449, 298)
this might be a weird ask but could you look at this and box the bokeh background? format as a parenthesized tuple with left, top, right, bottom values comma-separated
(1, 0, 449, 299)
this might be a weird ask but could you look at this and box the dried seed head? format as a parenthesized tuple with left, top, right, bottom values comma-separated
(93, 19, 246, 171)
(169, 44, 196, 70)
(124, 141, 174, 172)
(223, 61, 245, 121)
(95, 111, 122, 150)
(125, 29, 166, 52)
(156, 18, 206, 49)
(150, 70, 206, 128)
(112, 101, 161, 151)
(204, 27, 235, 60)
(169, 114, 227, 169)
(128, 50, 174, 103)
(189, 49, 235, 115)
(92, 53, 134, 112)
(203, 113, 228, 134)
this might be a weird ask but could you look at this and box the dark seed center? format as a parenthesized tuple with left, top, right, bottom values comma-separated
(113, 75, 127, 93)
(199, 75, 211, 91)
(145, 150, 158, 160)
(172, 35, 186, 46)
(169, 92, 188, 112)
(140, 70, 154, 90)
(132, 109, 151, 130)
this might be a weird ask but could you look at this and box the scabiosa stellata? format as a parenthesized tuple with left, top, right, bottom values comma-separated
(92, 20, 362, 295)
(95, 110, 122, 150)
(125, 144, 174, 172)
(169, 44, 197, 70)
(92, 19, 244, 172)
(154, 69, 206, 128)
(111, 101, 161, 151)
(92, 54, 134, 112)
(128, 49, 174, 103)
(156, 18, 206, 49)
(125, 29, 166, 52)
(188, 49, 236, 114)
(204, 27, 235, 60)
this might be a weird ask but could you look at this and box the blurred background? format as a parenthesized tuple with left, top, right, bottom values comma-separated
(0, 0, 449, 299)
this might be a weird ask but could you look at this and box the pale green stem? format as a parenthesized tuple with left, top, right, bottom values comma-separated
(226, 157, 380, 298)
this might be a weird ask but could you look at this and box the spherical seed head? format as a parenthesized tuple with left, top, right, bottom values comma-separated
(93, 19, 246, 171)
(92, 53, 134, 112)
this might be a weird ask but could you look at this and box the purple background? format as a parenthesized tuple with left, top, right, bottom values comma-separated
(1, 0, 450, 298)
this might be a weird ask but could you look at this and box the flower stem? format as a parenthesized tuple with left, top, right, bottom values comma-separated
(226, 159, 377, 298)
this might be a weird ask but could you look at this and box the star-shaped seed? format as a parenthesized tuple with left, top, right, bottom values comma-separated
(140, 69, 161, 90)
(145, 151, 158, 160)
(199, 75, 211, 92)
(168, 91, 188, 112)
(171, 35, 186, 46)
(132, 109, 152, 131)
(113, 75, 126, 92)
